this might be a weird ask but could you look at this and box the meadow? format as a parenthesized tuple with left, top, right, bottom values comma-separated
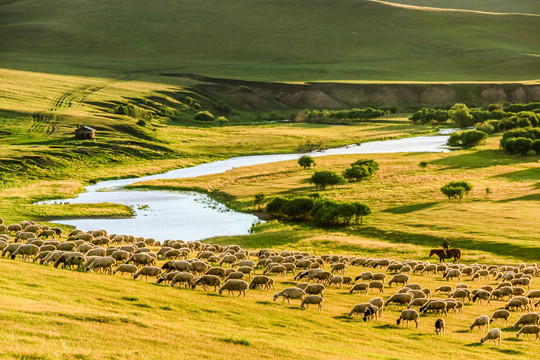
(1, 0, 539, 82)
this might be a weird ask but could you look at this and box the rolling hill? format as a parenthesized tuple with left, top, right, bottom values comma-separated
(0, 0, 539, 81)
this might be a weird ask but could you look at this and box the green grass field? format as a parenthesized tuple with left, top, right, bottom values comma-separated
(1, 0, 539, 81)
(133, 137, 540, 263)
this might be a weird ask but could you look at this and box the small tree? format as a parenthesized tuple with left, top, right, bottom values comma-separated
(310, 171, 345, 190)
(352, 202, 371, 224)
(265, 197, 288, 216)
(441, 181, 473, 202)
(254, 192, 266, 210)
(510, 137, 533, 155)
(449, 103, 474, 128)
(531, 139, 540, 154)
(298, 155, 315, 169)
(419, 161, 428, 169)
(216, 116, 228, 127)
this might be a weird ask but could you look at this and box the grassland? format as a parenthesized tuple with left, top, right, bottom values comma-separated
(132, 137, 540, 263)
(1, 0, 539, 82)
(1, 245, 539, 360)
(383, 0, 540, 14)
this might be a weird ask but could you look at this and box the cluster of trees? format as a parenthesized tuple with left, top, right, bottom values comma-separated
(343, 159, 379, 182)
(303, 106, 394, 124)
(310, 171, 345, 190)
(266, 196, 371, 226)
(447, 129, 488, 148)
(441, 181, 473, 201)
(114, 103, 154, 121)
(409, 102, 540, 129)
(500, 128, 540, 155)
(298, 155, 315, 169)
(194, 111, 229, 126)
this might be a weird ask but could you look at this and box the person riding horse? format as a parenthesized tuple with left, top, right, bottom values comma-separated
(441, 238, 450, 256)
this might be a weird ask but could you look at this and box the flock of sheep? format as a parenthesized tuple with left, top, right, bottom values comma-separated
(1, 218, 540, 346)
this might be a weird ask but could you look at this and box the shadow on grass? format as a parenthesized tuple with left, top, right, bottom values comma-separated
(255, 301, 277, 306)
(374, 324, 400, 330)
(463, 342, 482, 347)
(430, 150, 531, 170)
(492, 168, 540, 182)
(496, 348, 523, 355)
(382, 201, 438, 214)
(333, 315, 356, 322)
(495, 193, 540, 203)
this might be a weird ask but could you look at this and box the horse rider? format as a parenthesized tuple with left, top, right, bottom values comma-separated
(441, 237, 450, 256)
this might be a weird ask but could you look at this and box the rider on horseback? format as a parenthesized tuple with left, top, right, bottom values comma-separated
(441, 237, 450, 256)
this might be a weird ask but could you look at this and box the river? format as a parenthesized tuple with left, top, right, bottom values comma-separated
(39, 129, 454, 241)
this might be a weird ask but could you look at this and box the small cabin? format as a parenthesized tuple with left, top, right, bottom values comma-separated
(75, 125, 96, 140)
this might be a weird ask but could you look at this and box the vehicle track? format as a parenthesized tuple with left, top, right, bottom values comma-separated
(29, 74, 134, 137)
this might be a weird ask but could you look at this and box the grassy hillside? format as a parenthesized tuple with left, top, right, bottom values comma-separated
(1, 0, 539, 81)
(1, 247, 540, 360)
(133, 137, 540, 262)
(383, 0, 540, 14)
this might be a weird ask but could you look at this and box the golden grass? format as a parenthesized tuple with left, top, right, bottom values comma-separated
(0, 249, 538, 360)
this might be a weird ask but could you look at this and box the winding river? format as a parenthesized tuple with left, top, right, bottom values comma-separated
(39, 129, 455, 241)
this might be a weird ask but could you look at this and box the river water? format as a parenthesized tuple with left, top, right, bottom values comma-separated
(39, 129, 454, 241)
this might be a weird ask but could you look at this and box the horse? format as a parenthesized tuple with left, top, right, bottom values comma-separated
(429, 248, 461, 263)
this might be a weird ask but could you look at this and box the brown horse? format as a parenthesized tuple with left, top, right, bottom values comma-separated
(429, 249, 461, 263)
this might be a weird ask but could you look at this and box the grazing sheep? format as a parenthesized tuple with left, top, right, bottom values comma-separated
(304, 284, 325, 297)
(490, 309, 511, 325)
(15, 232, 35, 242)
(480, 328, 502, 345)
(219, 254, 238, 267)
(435, 318, 445, 335)
(472, 290, 491, 305)
(329, 275, 344, 288)
(342, 276, 353, 285)
(205, 267, 227, 279)
(348, 303, 374, 318)
(10, 244, 39, 261)
(403, 283, 422, 291)
(85, 257, 116, 274)
(435, 285, 452, 294)
(470, 315, 490, 331)
(514, 313, 540, 328)
(363, 305, 379, 322)
(273, 288, 305, 304)
(134, 266, 163, 281)
(192, 275, 221, 291)
(86, 248, 106, 257)
(388, 274, 409, 287)
(405, 290, 426, 299)
(62, 254, 85, 270)
(419, 300, 448, 316)
(506, 296, 532, 311)
(450, 289, 471, 303)
(7, 224, 22, 233)
(443, 269, 461, 281)
(516, 325, 540, 341)
(219, 279, 249, 297)
(369, 297, 384, 316)
(368, 281, 384, 294)
(396, 309, 420, 328)
(249, 275, 274, 290)
(408, 298, 430, 310)
(113, 264, 138, 277)
(385, 293, 414, 307)
(355, 271, 373, 282)
(224, 272, 244, 281)
(127, 253, 156, 268)
(170, 272, 195, 288)
(331, 262, 347, 274)
(301, 295, 323, 311)
(190, 261, 210, 276)
(350, 283, 369, 294)
(264, 264, 287, 277)
(2, 243, 22, 258)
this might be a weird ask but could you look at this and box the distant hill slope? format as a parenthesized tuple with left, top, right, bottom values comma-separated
(0, 0, 539, 81)
(383, 0, 540, 14)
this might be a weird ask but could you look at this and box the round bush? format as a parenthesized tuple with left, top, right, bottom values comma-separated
(531, 139, 540, 154)
(194, 111, 214, 122)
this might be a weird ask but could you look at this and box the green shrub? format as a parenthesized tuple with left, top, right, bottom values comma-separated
(441, 181, 473, 201)
(310, 171, 345, 190)
(280, 197, 314, 220)
(298, 155, 315, 169)
(194, 111, 214, 122)
(446, 130, 487, 148)
(531, 139, 540, 154)
(265, 197, 288, 216)
(505, 137, 533, 155)
(475, 122, 495, 134)
(216, 116, 228, 126)
(419, 161, 428, 168)
(343, 165, 371, 182)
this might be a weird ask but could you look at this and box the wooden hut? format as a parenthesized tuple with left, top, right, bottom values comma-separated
(74, 125, 96, 140)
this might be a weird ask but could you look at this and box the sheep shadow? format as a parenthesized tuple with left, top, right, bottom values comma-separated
(463, 343, 482, 347)
(333, 315, 356, 322)
(495, 349, 524, 355)
(501, 327, 516, 333)
(255, 301, 278, 306)
(373, 324, 400, 330)
(502, 337, 521, 342)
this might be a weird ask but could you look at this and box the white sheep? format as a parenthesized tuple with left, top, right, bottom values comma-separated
(273, 287, 305, 304)
(490, 309, 510, 325)
(134, 266, 163, 281)
(480, 328, 501, 345)
(516, 325, 540, 341)
(219, 279, 249, 297)
(388, 274, 409, 287)
(350, 283, 369, 294)
(470, 315, 490, 331)
(396, 309, 419, 328)
(514, 313, 540, 328)
(113, 264, 138, 277)
(300, 295, 323, 311)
